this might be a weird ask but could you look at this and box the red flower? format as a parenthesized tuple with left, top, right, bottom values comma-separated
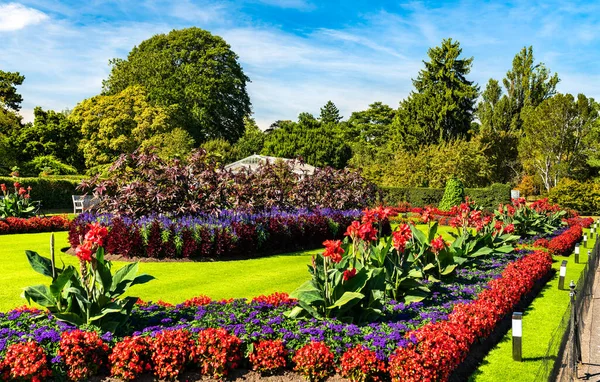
(392, 224, 412, 252)
(430, 235, 445, 254)
(293, 341, 334, 381)
(421, 207, 433, 223)
(343, 268, 357, 281)
(18, 187, 27, 195)
(75, 241, 93, 262)
(494, 221, 503, 232)
(0, 184, 6, 192)
(504, 224, 515, 234)
(344, 221, 361, 239)
(358, 223, 377, 242)
(85, 222, 109, 246)
(361, 208, 377, 224)
(13, 182, 20, 189)
(323, 240, 344, 263)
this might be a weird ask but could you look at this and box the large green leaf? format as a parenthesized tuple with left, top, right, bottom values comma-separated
(495, 245, 515, 254)
(290, 280, 324, 305)
(50, 266, 76, 297)
(327, 291, 364, 314)
(23, 285, 56, 307)
(25, 251, 53, 278)
(110, 263, 140, 295)
(53, 312, 85, 326)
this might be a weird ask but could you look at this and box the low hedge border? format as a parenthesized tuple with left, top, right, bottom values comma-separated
(381, 183, 511, 209)
(0, 177, 80, 210)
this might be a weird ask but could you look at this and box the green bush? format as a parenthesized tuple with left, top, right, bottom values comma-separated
(0, 177, 80, 210)
(381, 183, 511, 209)
(23, 155, 78, 176)
(548, 178, 600, 213)
(465, 183, 512, 210)
(439, 177, 465, 210)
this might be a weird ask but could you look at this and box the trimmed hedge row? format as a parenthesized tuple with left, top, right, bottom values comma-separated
(381, 183, 511, 209)
(0, 177, 80, 210)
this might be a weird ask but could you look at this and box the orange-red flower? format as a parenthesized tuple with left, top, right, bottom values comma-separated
(323, 240, 344, 263)
(344, 221, 361, 239)
(75, 241, 94, 262)
(392, 224, 412, 252)
(343, 268, 357, 281)
(430, 235, 445, 254)
(85, 222, 109, 246)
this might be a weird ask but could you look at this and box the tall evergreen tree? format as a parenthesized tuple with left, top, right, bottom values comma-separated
(394, 38, 479, 148)
(319, 100, 342, 124)
(0, 70, 25, 112)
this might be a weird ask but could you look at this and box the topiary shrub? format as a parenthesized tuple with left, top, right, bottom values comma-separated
(439, 177, 465, 210)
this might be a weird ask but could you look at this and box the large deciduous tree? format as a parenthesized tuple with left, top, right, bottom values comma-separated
(394, 38, 479, 147)
(102, 27, 251, 144)
(519, 93, 598, 191)
(15, 107, 84, 169)
(69, 85, 178, 169)
(475, 47, 560, 184)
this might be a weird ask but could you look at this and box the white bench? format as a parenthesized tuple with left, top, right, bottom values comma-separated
(72, 195, 97, 214)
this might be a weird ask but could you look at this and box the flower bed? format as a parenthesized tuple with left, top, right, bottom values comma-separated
(0, 215, 70, 235)
(0, 247, 554, 381)
(547, 224, 583, 257)
(68, 209, 364, 260)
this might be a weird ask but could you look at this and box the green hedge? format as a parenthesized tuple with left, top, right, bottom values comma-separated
(0, 177, 81, 210)
(381, 183, 511, 209)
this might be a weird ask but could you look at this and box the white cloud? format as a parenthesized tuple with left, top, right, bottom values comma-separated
(0, 3, 48, 31)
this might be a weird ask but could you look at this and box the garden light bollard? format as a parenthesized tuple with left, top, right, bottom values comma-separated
(512, 312, 523, 362)
(575, 244, 580, 263)
(559, 260, 567, 290)
(591, 228, 595, 240)
(584, 234, 588, 248)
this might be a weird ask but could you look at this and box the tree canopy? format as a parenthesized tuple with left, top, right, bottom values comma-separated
(394, 38, 479, 148)
(102, 27, 251, 144)
(70, 85, 177, 169)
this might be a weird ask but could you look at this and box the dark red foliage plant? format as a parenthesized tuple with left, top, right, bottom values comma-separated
(79, 148, 377, 218)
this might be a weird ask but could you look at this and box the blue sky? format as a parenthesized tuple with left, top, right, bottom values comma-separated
(1, 0, 599, 129)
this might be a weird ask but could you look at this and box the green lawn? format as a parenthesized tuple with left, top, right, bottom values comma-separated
(0, 224, 457, 312)
(470, 228, 594, 381)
